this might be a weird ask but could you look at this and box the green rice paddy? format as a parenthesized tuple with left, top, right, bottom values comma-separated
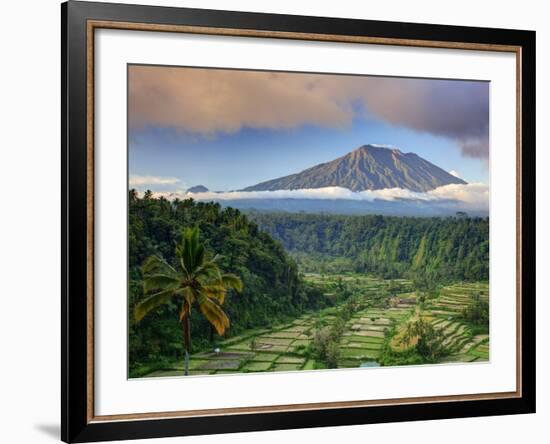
(145, 275, 489, 377)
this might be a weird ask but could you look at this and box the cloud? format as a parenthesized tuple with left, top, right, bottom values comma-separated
(129, 68, 351, 134)
(458, 138, 490, 160)
(129, 175, 181, 187)
(129, 66, 489, 159)
(425, 183, 489, 209)
(143, 183, 488, 212)
(449, 170, 461, 178)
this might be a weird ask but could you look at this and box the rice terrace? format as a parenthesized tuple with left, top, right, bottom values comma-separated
(136, 271, 489, 378)
(127, 65, 490, 379)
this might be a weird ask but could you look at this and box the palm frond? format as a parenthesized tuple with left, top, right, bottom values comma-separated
(177, 286, 195, 306)
(143, 274, 179, 293)
(221, 273, 243, 293)
(136, 226, 242, 340)
(135, 288, 175, 322)
(194, 244, 205, 271)
(201, 284, 227, 304)
(194, 260, 222, 281)
(179, 227, 206, 273)
(209, 254, 223, 264)
(196, 294, 230, 335)
(142, 255, 178, 277)
(179, 257, 190, 277)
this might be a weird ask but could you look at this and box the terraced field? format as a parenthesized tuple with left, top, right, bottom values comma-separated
(147, 311, 324, 376)
(145, 276, 488, 377)
(424, 282, 489, 363)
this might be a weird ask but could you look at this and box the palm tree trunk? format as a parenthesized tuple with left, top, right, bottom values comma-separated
(182, 314, 191, 376)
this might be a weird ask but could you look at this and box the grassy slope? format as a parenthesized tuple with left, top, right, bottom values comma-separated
(141, 275, 489, 378)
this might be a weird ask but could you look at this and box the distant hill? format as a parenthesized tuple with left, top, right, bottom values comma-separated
(243, 144, 466, 193)
(186, 185, 209, 193)
(216, 198, 487, 218)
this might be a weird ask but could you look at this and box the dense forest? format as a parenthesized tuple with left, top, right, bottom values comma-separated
(248, 211, 489, 282)
(128, 191, 328, 374)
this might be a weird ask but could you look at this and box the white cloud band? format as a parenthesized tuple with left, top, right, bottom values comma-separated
(142, 183, 489, 212)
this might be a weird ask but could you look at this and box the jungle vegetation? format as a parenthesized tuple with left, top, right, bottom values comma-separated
(135, 227, 243, 375)
(129, 191, 329, 377)
(248, 211, 489, 282)
(129, 192, 489, 376)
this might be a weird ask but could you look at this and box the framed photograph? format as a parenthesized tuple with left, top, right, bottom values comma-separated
(61, 1, 535, 442)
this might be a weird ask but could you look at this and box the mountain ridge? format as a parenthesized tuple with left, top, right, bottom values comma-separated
(186, 185, 209, 193)
(243, 145, 466, 193)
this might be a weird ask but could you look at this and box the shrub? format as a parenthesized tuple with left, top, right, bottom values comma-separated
(461, 294, 489, 327)
(401, 318, 447, 362)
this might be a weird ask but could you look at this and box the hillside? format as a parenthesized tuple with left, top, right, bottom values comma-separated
(248, 211, 489, 281)
(128, 192, 330, 375)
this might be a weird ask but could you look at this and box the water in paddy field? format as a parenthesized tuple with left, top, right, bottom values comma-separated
(360, 361, 380, 368)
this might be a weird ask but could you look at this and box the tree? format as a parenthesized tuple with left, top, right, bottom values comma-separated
(249, 212, 489, 282)
(461, 293, 489, 327)
(312, 327, 339, 368)
(134, 227, 243, 375)
(401, 318, 446, 362)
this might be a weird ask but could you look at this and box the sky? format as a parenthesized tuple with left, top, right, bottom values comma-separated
(128, 65, 489, 194)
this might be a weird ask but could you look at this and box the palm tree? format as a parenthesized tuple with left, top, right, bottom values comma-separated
(134, 227, 243, 375)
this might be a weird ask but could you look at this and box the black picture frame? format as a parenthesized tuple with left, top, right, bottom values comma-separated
(61, 1, 536, 442)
